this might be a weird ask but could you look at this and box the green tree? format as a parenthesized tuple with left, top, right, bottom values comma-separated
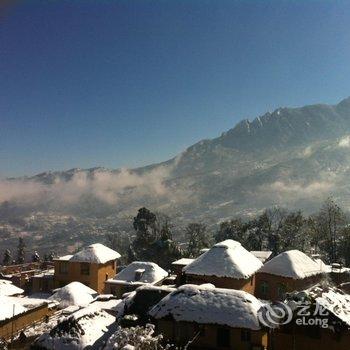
(3, 249, 11, 266)
(131, 207, 158, 261)
(16, 237, 25, 264)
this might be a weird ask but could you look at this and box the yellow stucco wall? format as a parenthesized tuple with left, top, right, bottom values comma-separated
(54, 259, 116, 293)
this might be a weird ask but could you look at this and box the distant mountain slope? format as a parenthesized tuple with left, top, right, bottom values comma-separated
(3, 96, 350, 222)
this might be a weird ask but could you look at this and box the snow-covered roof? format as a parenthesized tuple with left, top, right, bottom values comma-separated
(69, 243, 121, 264)
(49, 282, 98, 309)
(171, 258, 195, 266)
(11, 296, 49, 309)
(258, 250, 324, 279)
(107, 261, 168, 285)
(250, 251, 272, 263)
(34, 302, 116, 349)
(57, 255, 73, 261)
(313, 258, 331, 273)
(316, 289, 350, 326)
(149, 284, 264, 330)
(293, 284, 350, 327)
(33, 269, 55, 278)
(183, 240, 263, 279)
(0, 296, 27, 321)
(0, 279, 24, 296)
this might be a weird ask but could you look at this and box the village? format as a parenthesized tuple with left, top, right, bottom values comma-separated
(0, 239, 350, 350)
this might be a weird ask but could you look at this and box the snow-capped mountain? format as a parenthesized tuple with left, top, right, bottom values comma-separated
(4, 96, 350, 222)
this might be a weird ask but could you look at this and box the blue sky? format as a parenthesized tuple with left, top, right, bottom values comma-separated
(1, 0, 350, 177)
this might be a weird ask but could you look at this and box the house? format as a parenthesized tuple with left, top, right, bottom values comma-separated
(171, 258, 195, 285)
(53, 243, 121, 293)
(0, 262, 55, 292)
(49, 281, 98, 309)
(0, 279, 24, 296)
(250, 251, 272, 263)
(171, 258, 195, 275)
(255, 250, 325, 300)
(0, 296, 57, 341)
(149, 284, 268, 349)
(272, 284, 350, 350)
(31, 269, 55, 294)
(328, 264, 350, 286)
(105, 261, 168, 298)
(121, 285, 175, 325)
(182, 240, 263, 294)
(33, 301, 117, 349)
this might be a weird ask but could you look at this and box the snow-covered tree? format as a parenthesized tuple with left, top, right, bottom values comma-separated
(130, 208, 182, 267)
(185, 223, 212, 258)
(32, 250, 40, 262)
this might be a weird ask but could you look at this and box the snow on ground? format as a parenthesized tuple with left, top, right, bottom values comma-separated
(49, 282, 98, 309)
(34, 302, 117, 349)
(258, 250, 324, 279)
(0, 296, 27, 321)
(149, 284, 264, 330)
(0, 279, 24, 296)
(107, 262, 168, 285)
(184, 240, 263, 279)
(69, 243, 121, 264)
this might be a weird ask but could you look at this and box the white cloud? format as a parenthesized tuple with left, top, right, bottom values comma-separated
(0, 166, 171, 206)
(339, 135, 350, 148)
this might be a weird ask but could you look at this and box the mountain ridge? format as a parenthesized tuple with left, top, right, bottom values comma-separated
(3, 96, 350, 222)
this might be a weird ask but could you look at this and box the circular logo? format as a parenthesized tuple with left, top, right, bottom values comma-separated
(257, 302, 293, 328)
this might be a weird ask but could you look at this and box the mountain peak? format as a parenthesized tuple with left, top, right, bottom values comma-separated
(215, 97, 350, 152)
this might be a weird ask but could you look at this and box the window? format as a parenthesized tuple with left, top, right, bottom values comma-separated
(277, 283, 286, 299)
(260, 281, 269, 297)
(80, 262, 90, 275)
(59, 262, 68, 274)
(241, 329, 251, 342)
(217, 327, 230, 347)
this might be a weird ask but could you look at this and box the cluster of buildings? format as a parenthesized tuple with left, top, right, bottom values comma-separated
(0, 240, 350, 349)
